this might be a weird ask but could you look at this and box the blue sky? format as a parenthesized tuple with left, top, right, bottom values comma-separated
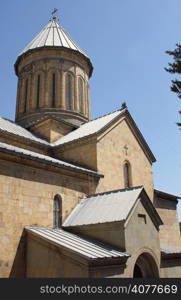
(0, 0, 180, 219)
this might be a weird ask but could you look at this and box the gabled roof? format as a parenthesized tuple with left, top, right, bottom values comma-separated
(53, 109, 124, 146)
(63, 186, 162, 228)
(0, 141, 102, 178)
(0, 117, 49, 146)
(18, 17, 88, 58)
(52, 108, 156, 163)
(0, 108, 156, 162)
(63, 186, 143, 227)
(26, 227, 130, 262)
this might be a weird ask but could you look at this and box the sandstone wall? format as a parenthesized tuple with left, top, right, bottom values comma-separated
(0, 158, 95, 277)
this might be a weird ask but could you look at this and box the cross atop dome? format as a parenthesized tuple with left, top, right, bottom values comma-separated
(51, 8, 59, 21)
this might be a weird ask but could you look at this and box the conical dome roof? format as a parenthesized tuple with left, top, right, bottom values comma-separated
(18, 17, 88, 58)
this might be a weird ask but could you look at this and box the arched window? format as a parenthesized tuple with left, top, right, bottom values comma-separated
(53, 195, 62, 228)
(36, 74, 41, 108)
(66, 73, 73, 109)
(24, 78, 28, 113)
(123, 161, 132, 188)
(78, 77, 84, 113)
(52, 73, 56, 107)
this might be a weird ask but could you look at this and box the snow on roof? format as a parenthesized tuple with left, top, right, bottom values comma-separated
(26, 226, 130, 260)
(63, 187, 143, 227)
(0, 117, 49, 145)
(53, 109, 123, 146)
(0, 141, 102, 177)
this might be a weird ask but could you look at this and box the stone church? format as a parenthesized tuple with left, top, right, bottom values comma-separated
(0, 16, 181, 278)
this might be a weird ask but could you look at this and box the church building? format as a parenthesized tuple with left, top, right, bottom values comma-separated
(0, 16, 181, 278)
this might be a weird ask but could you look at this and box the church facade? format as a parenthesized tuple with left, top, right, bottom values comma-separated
(0, 17, 181, 278)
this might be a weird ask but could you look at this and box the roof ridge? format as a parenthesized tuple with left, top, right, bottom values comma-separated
(89, 108, 123, 123)
(85, 186, 143, 199)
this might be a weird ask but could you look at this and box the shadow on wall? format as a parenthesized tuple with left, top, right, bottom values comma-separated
(9, 229, 27, 278)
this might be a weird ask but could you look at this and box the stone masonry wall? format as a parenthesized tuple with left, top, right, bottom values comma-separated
(0, 158, 95, 277)
(96, 118, 154, 200)
(154, 196, 181, 248)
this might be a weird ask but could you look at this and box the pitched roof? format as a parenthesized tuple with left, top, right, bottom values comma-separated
(0, 141, 102, 178)
(161, 245, 181, 258)
(52, 108, 156, 163)
(0, 108, 156, 162)
(19, 17, 88, 58)
(26, 227, 130, 261)
(63, 186, 144, 227)
(0, 117, 49, 145)
(154, 189, 181, 201)
(53, 109, 123, 146)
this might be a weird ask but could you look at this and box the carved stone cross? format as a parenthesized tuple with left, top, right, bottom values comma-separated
(124, 144, 128, 155)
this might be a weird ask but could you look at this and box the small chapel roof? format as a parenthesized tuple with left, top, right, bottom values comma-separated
(18, 17, 88, 58)
(63, 186, 163, 228)
(26, 226, 130, 261)
(63, 187, 144, 226)
(0, 141, 102, 178)
(63, 186, 143, 227)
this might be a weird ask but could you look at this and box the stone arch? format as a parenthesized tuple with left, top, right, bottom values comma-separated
(53, 194, 62, 228)
(133, 252, 159, 278)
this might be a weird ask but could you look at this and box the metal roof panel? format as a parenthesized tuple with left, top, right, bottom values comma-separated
(26, 227, 129, 260)
(63, 187, 143, 227)
(19, 18, 88, 58)
(0, 117, 49, 145)
(53, 109, 123, 146)
(0, 141, 101, 177)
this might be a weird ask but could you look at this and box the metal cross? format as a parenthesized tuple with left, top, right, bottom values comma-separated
(52, 8, 58, 16)
(124, 144, 128, 155)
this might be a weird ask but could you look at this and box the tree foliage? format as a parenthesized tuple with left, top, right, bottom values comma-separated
(165, 44, 181, 128)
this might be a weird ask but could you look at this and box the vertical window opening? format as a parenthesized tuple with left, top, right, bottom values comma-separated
(124, 161, 131, 188)
(66, 74, 73, 109)
(78, 77, 84, 113)
(24, 79, 28, 113)
(53, 195, 62, 228)
(37, 75, 40, 108)
(52, 73, 56, 107)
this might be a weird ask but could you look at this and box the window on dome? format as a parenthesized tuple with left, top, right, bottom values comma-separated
(78, 77, 84, 113)
(66, 73, 73, 109)
(24, 78, 28, 113)
(52, 73, 56, 107)
(36, 74, 41, 108)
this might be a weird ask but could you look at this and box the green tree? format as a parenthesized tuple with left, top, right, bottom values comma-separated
(165, 44, 181, 128)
